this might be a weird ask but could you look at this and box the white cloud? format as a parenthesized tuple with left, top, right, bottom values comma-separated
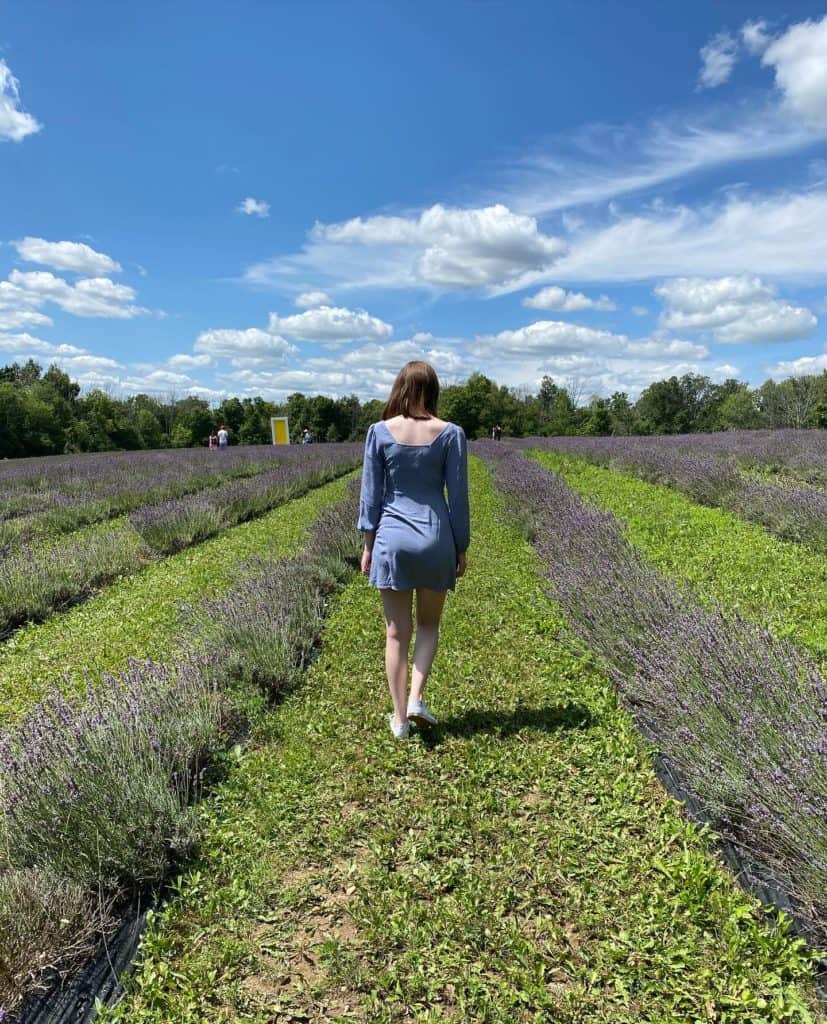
(0, 333, 84, 356)
(246, 203, 566, 293)
(507, 108, 818, 218)
(14, 237, 121, 275)
(624, 338, 709, 358)
(69, 371, 122, 390)
(237, 197, 270, 217)
(0, 334, 124, 377)
(53, 353, 123, 372)
(215, 331, 467, 403)
(631, 305, 649, 316)
(320, 203, 566, 288)
(523, 285, 616, 312)
(762, 15, 827, 131)
(766, 347, 827, 378)
(121, 369, 195, 389)
(0, 309, 52, 330)
(5, 270, 147, 318)
(699, 31, 739, 89)
(306, 337, 465, 377)
(471, 320, 707, 362)
(294, 290, 332, 308)
(184, 385, 227, 400)
(166, 353, 213, 369)
(268, 305, 393, 344)
(656, 275, 817, 343)
(471, 346, 739, 401)
(194, 327, 297, 362)
(0, 59, 41, 142)
(742, 19, 770, 56)
(549, 188, 827, 283)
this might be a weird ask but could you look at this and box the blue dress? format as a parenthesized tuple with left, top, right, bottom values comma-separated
(357, 420, 470, 592)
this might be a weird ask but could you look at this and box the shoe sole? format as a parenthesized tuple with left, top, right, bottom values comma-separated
(407, 713, 437, 728)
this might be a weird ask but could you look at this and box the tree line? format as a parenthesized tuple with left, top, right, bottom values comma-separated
(1, 357, 826, 459)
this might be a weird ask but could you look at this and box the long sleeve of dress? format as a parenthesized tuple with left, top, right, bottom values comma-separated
(357, 423, 385, 531)
(445, 425, 470, 553)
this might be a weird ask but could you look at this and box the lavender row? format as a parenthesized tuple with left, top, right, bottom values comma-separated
(521, 435, 827, 554)
(129, 444, 360, 554)
(602, 428, 827, 488)
(0, 445, 338, 548)
(0, 523, 147, 640)
(0, 484, 360, 1016)
(0, 447, 359, 639)
(479, 441, 827, 944)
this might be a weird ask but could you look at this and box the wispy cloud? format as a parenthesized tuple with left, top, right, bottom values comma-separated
(0, 59, 41, 142)
(503, 106, 823, 217)
(237, 196, 270, 217)
(543, 188, 827, 285)
(698, 31, 739, 89)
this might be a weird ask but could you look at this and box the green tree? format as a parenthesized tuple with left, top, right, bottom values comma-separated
(173, 397, 213, 446)
(608, 392, 636, 435)
(635, 377, 685, 434)
(215, 396, 244, 436)
(713, 385, 763, 430)
(582, 398, 612, 436)
(135, 407, 164, 448)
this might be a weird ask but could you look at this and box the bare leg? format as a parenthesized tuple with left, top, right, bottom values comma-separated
(380, 588, 413, 726)
(409, 587, 447, 705)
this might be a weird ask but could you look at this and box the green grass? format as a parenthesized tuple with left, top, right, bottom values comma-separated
(103, 457, 823, 1024)
(0, 473, 355, 724)
(532, 451, 827, 659)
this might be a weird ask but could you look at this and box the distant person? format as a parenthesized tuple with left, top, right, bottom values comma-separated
(301, 427, 313, 444)
(217, 424, 229, 449)
(208, 433, 217, 449)
(494, 424, 503, 441)
(358, 360, 470, 740)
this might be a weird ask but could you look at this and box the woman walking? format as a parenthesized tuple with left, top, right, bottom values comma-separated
(358, 361, 470, 739)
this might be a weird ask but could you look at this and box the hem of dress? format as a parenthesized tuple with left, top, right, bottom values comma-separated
(368, 579, 455, 593)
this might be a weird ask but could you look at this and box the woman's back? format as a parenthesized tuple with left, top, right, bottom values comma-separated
(382, 414, 449, 446)
(377, 419, 455, 501)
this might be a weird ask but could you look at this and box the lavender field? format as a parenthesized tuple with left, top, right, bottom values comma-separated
(2, 434, 827, 1021)
(0, 443, 360, 638)
(518, 430, 827, 552)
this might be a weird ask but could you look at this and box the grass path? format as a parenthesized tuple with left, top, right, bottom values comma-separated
(532, 451, 827, 659)
(0, 472, 354, 723)
(107, 458, 821, 1024)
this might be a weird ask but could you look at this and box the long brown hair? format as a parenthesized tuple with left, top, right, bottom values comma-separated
(383, 361, 440, 420)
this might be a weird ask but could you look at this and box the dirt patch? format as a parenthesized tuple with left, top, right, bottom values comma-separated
(296, 909, 358, 948)
(281, 862, 323, 889)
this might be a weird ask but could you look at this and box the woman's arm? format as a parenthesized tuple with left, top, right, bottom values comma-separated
(357, 424, 384, 573)
(445, 425, 470, 563)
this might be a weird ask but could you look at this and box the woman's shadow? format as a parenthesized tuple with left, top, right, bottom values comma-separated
(417, 702, 593, 749)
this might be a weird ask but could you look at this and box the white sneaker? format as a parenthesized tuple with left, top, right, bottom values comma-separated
(389, 714, 410, 739)
(407, 699, 438, 727)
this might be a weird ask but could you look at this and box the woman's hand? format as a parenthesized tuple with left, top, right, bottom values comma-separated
(457, 551, 467, 578)
(360, 545, 372, 576)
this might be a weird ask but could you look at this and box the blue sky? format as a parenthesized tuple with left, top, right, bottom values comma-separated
(2, 0, 827, 403)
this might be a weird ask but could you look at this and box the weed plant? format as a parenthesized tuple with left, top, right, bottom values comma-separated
(0, 868, 105, 1013)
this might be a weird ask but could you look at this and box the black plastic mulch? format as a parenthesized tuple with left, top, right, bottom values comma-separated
(14, 910, 148, 1024)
